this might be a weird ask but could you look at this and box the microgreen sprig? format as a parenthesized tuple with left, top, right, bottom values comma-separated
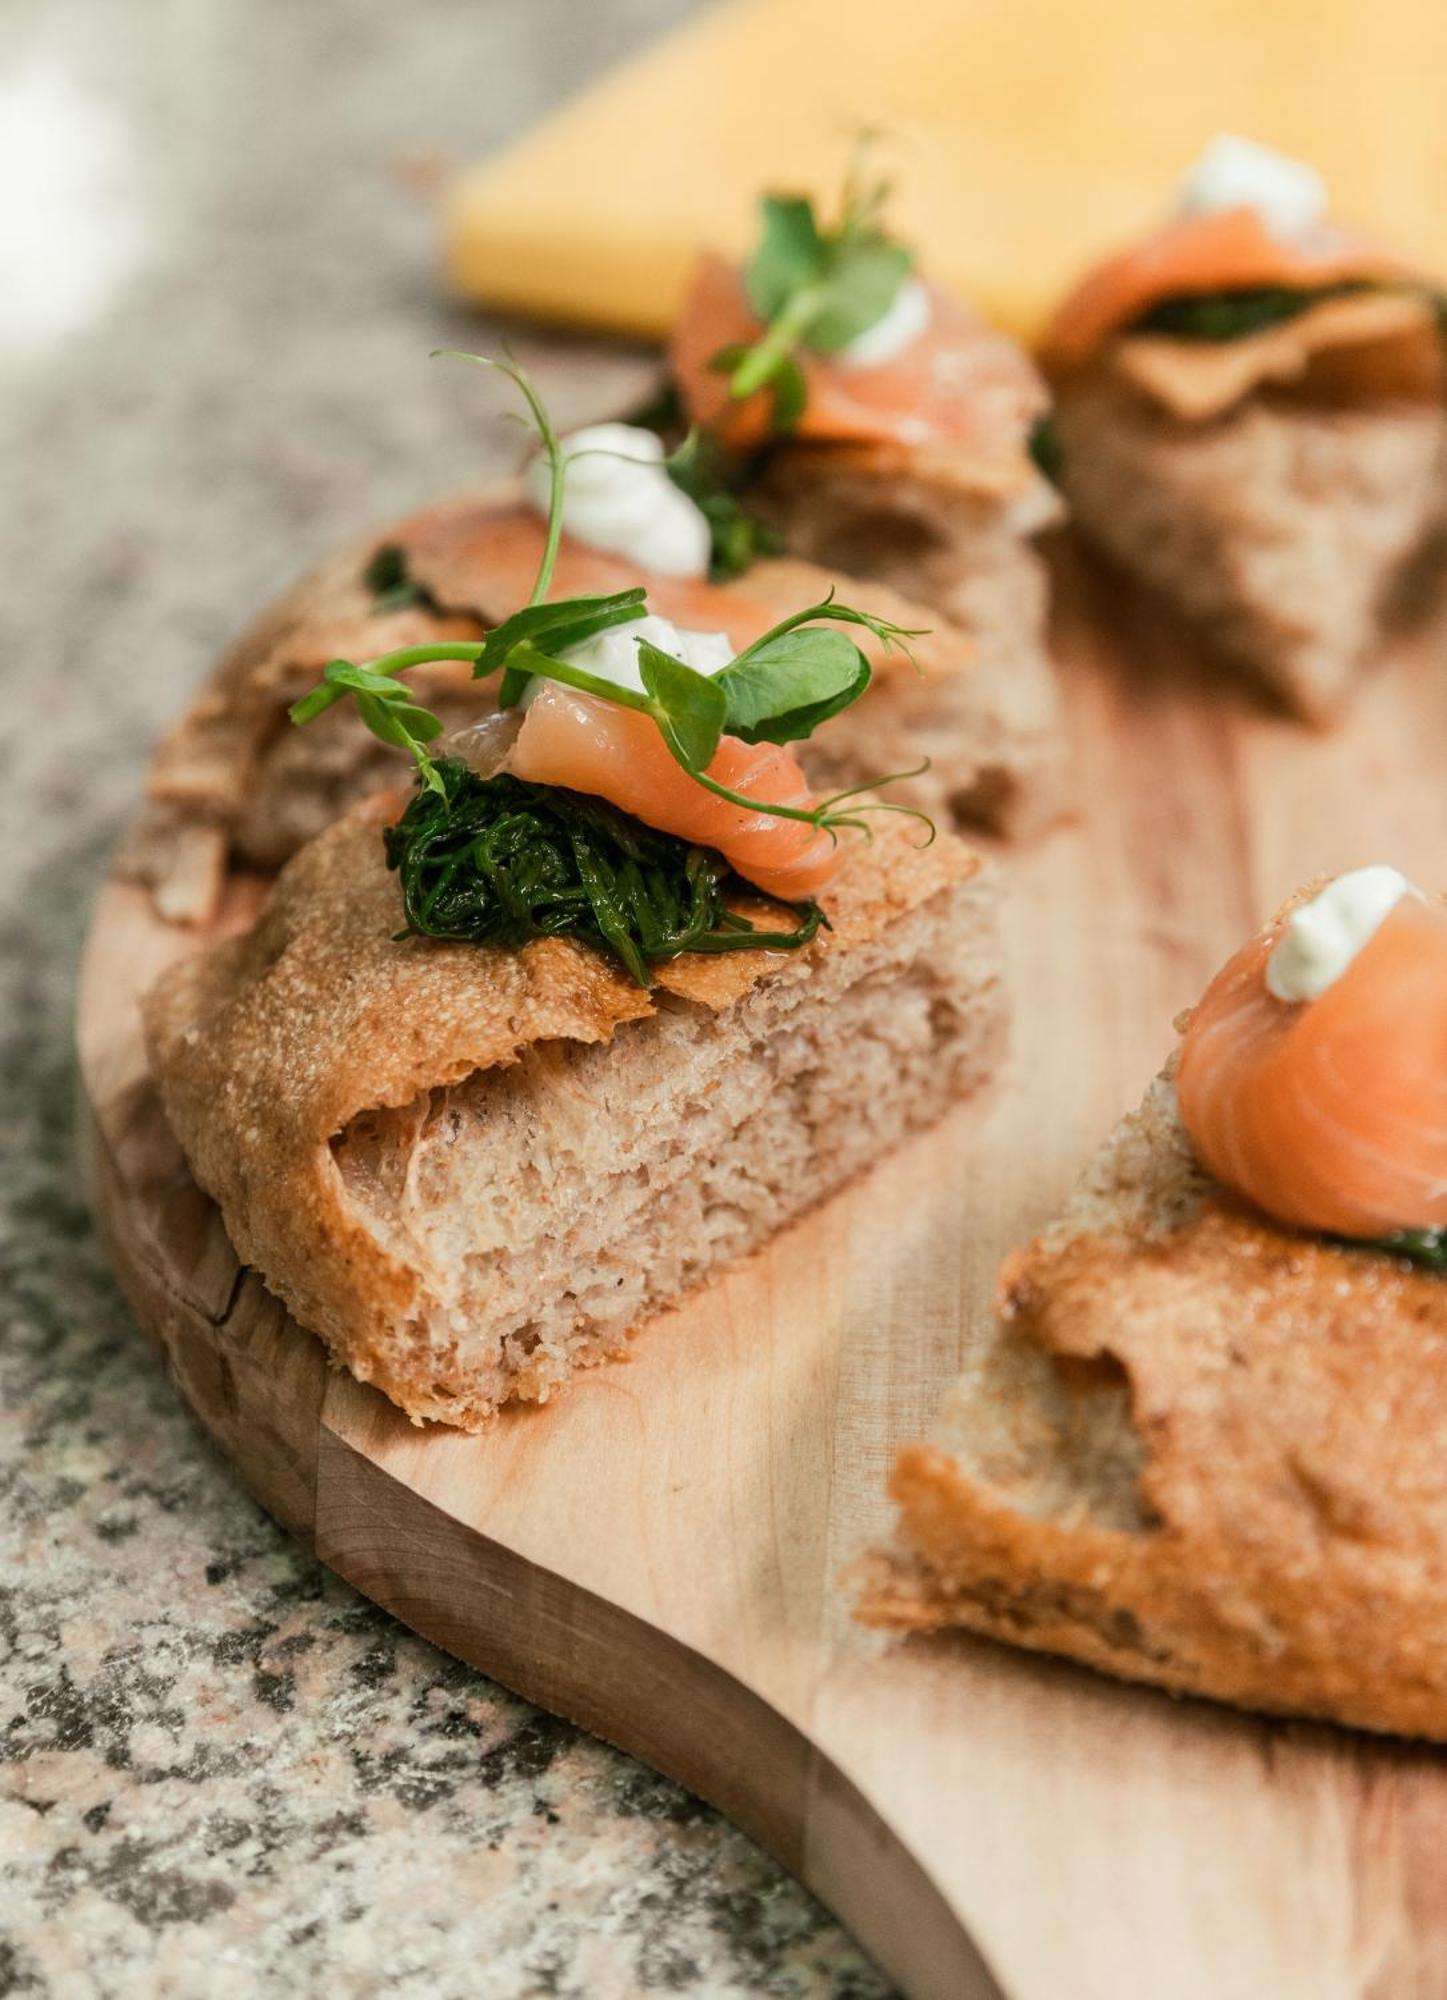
(289, 352, 933, 846)
(713, 140, 914, 427)
(289, 651, 471, 792)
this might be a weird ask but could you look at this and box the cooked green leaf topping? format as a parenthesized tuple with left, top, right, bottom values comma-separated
(1027, 412, 1063, 484)
(362, 543, 429, 613)
(384, 761, 824, 987)
(715, 145, 913, 427)
(1129, 279, 1377, 343)
(626, 375, 685, 436)
(1354, 1226, 1447, 1272)
(663, 430, 781, 580)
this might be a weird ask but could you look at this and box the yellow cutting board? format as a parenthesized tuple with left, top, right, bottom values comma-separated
(446, 0, 1447, 341)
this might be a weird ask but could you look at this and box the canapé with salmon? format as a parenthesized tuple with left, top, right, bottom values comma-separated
(668, 156, 1063, 720)
(141, 360, 1008, 1431)
(1043, 134, 1447, 718)
(863, 864, 1447, 1741)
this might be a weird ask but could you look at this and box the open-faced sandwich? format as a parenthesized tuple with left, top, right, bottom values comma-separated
(124, 353, 1065, 929)
(142, 361, 1006, 1431)
(1044, 135, 1447, 719)
(863, 864, 1447, 1739)
(667, 157, 1063, 723)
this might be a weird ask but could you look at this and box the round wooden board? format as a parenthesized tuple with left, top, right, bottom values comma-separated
(78, 556, 1447, 2000)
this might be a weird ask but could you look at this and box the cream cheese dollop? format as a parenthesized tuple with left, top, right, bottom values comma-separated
(518, 612, 734, 708)
(526, 422, 711, 579)
(1177, 133, 1327, 241)
(1265, 865, 1416, 1003)
(838, 275, 932, 369)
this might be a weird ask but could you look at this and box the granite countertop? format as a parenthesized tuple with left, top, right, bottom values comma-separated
(0, 3, 890, 1992)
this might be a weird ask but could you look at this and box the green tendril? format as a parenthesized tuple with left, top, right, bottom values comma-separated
(430, 348, 566, 608)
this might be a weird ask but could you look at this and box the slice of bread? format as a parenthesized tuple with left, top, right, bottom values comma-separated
(860, 1072, 1447, 1740)
(143, 802, 1004, 1432)
(119, 487, 1065, 925)
(1056, 370, 1447, 719)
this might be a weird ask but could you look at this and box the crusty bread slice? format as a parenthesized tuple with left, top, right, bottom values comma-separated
(119, 484, 1065, 926)
(143, 802, 1003, 1432)
(1055, 371, 1447, 720)
(860, 1072, 1447, 1740)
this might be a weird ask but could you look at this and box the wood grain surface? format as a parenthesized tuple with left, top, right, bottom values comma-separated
(78, 551, 1447, 2000)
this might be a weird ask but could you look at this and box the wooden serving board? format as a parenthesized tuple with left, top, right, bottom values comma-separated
(77, 557, 1447, 2000)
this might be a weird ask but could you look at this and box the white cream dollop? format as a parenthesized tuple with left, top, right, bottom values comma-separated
(525, 422, 711, 579)
(1265, 865, 1416, 1003)
(519, 612, 734, 708)
(1177, 133, 1327, 241)
(838, 275, 932, 369)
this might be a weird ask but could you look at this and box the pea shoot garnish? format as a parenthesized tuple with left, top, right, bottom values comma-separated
(712, 143, 914, 428)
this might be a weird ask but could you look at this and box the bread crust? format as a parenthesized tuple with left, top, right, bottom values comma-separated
(144, 801, 993, 1430)
(1055, 371, 1447, 718)
(861, 1075, 1447, 1739)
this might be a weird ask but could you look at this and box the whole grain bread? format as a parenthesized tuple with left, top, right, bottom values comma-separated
(144, 802, 1003, 1431)
(120, 485, 1064, 925)
(860, 1072, 1447, 1740)
(1055, 361, 1447, 719)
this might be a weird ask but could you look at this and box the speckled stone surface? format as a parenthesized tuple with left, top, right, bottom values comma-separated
(0, 5, 892, 1992)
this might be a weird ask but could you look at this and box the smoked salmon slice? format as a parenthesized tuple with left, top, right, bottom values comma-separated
(507, 683, 842, 905)
(1042, 207, 1405, 371)
(1176, 893, 1447, 1239)
(670, 253, 1045, 458)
